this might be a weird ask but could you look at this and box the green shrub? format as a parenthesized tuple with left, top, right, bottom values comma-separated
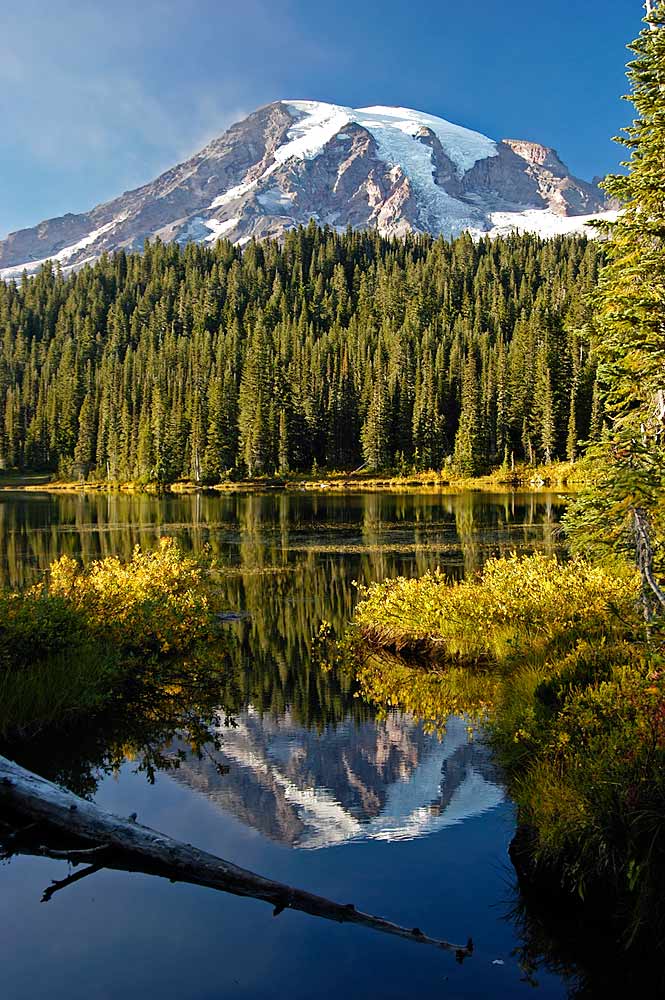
(351, 553, 638, 665)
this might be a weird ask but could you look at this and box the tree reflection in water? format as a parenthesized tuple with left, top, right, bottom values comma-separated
(2, 488, 615, 991)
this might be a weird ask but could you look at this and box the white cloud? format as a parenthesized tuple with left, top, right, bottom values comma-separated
(0, 0, 336, 232)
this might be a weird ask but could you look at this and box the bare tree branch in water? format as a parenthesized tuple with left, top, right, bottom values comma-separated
(0, 754, 473, 960)
(41, 863, 106, 903)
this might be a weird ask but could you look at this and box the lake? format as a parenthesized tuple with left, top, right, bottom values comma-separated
(0, 489, 576, 999)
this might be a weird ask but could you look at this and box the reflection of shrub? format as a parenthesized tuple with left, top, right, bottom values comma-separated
(352, 653, 497, 735)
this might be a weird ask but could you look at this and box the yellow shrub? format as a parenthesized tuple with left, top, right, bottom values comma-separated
(45, 537, 216, 655)
(352, 553, 639, 665)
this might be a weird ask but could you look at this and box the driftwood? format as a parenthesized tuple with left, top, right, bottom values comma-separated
(0, 754, 472, 959)
(632, 507, 665, 623)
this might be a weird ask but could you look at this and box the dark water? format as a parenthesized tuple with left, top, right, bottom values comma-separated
(0, 489, 574, 999)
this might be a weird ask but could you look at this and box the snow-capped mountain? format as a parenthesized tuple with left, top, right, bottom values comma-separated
(0, 100, 615, 278)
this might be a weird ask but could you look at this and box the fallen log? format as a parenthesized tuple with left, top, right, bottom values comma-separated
(0, 754, 472, 959)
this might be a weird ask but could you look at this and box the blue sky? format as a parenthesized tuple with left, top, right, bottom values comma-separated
(0, 0, 644, 237)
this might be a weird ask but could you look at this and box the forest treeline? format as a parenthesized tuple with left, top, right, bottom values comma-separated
(0, 225, 603, 482)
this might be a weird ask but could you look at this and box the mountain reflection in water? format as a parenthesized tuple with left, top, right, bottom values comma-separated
(171, 711, 503, 848)
(0, 490, 579, 1000)
(0, 488, 551, 824)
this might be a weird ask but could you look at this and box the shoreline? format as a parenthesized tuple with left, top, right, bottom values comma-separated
(0, 463, 589, 496)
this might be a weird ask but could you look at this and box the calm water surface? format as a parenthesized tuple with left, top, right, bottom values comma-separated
(0, 490, 574, 999)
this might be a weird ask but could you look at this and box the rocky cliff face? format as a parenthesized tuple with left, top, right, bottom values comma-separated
(0, 100, 613, 278)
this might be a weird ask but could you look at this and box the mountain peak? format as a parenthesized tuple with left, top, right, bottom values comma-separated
(280, 100, 498, 177)
(502, 138, 568, 175)
(0, 100, 614, 279)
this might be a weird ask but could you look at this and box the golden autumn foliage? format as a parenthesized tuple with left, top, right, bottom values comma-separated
(44, 537, 217, 655)
(351, 553, 638, 665)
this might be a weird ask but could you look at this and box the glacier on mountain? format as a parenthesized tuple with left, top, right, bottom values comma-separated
(281, 101, 497, 175)
(480, 207, 619, 239)
(0, 98, 615, 279)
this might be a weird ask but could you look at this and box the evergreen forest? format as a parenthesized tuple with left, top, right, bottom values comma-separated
(0, 226, 603, 483)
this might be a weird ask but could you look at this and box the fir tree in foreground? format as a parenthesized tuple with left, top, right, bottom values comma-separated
(566, 1, 665, 605)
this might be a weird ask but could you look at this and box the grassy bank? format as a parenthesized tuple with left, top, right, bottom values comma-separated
(348, 554, 665, 949)
(0, 538, 225, 736)
(350, 553, 635, 664)
(0, 460, 593, 495)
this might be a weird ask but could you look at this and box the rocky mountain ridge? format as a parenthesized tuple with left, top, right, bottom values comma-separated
(0, 100, 615, 278)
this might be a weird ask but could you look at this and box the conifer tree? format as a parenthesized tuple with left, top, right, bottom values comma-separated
(533, 346, 556, 463)
(238, 319, 273, 476)
(73, 392, 96, 474)
(278, 409, 290, 475)
(567, 2, 665, 584)
(453, 354, 482, 475)
(361, 358, 392, 470)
